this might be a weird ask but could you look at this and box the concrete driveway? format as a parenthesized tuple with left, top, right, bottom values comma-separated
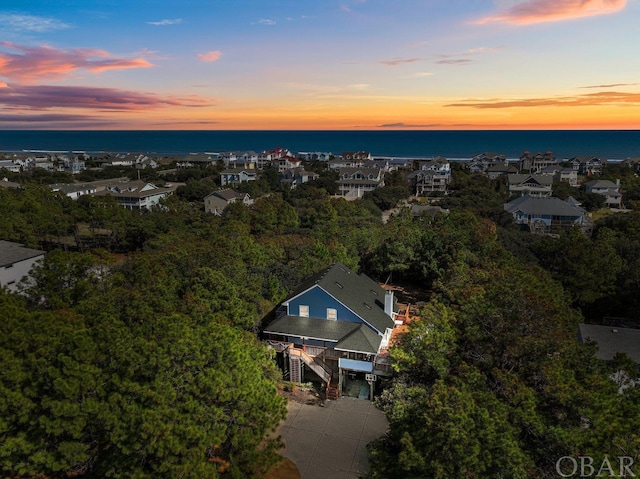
(278, 397, 389, 479)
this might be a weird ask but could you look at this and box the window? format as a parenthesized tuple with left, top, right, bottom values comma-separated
(299, 305, 309, 317)
(327, 308, 337, 321)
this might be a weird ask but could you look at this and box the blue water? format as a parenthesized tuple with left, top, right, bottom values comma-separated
(0, 130, 639, 160)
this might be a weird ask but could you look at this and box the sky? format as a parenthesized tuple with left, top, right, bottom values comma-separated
(0, 0, 639, 130)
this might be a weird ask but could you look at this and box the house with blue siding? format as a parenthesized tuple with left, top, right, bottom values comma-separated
(263, 262, 398, 400)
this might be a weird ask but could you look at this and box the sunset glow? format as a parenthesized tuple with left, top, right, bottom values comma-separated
(0, 0, 638, 130)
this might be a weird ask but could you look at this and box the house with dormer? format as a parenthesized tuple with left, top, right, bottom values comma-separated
(569, 156, 606, 176)
(280, 168, 319, 189)
(540, 165, 578, 186)
(469, 152, 507, 173)
(507, 174, 554, 198)
(409, 158, 451, 196)
(518, 151, 558, 174)
(336, 167, 384, 198)
(263, 262, 398, 400)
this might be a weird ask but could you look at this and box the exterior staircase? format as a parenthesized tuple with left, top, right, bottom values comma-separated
(289, 356, 302, 383)
(288, 347, 332, 383)
(326, 379, 340, 400)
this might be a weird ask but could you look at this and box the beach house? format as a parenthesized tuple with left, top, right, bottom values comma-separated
(263, 262, 398, 400)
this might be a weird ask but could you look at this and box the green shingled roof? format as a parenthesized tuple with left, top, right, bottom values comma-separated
(264, 315, 360, 342)
(263, 316, 382, 354)
(335, 325, 382, 354)
(284, 262, 395, 334)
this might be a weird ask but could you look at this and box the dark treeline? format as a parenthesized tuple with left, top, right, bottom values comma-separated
(1, 162, 639, 477)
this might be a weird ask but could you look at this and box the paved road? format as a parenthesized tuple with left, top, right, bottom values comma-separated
(277, 397, 389, 479)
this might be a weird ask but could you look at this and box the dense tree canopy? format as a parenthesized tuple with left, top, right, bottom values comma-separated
(2, 161, 639, 478)
(369, 233, 640, 479)
(0, 293, 286, 478)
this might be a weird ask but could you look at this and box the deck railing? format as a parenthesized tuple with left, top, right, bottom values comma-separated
(288, 348, 332, 383)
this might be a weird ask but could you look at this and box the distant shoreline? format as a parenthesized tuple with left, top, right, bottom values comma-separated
(1, 130, 638, 160)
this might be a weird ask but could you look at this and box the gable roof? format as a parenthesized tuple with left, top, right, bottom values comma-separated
(205, 188, 248, 201)
(284, 262, 395, 334)
(507, 174, 553, 187)
(586, 179, 618, 189)
(565, 195, 582, 207)
(504, 196, 586, 217)
(335, 325, 383, 354)
(487, 164, 517, 173)
(220, 168, 258, 177)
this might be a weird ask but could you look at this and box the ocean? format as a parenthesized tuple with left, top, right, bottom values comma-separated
(1, 130, 639, 160)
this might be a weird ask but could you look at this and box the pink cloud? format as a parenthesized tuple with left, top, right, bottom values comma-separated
(196, 50, 222, 62)
(475, 0, 626, 25)
(0, 84, 213, 110)
(0, 42, 153, 82)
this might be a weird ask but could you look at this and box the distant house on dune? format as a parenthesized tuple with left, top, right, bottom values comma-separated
(569, 156, 606, 176)
(336, 167, 384, 198)
(93, 180, 178, 210)
(469, 152, 508, 174)
(204, 189, 253, 215)
(219, 168, 258, 187)
(518, 151, 558, 174)
(585, 180, 622, 208)
(507, 174, 553, 198)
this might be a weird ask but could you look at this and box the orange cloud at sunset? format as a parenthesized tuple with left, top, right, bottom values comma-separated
(476, 0, 626, 25)
(196, 51, 222, 62)
(446, 91, 640, 108)
(0, 42, 152, 82)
